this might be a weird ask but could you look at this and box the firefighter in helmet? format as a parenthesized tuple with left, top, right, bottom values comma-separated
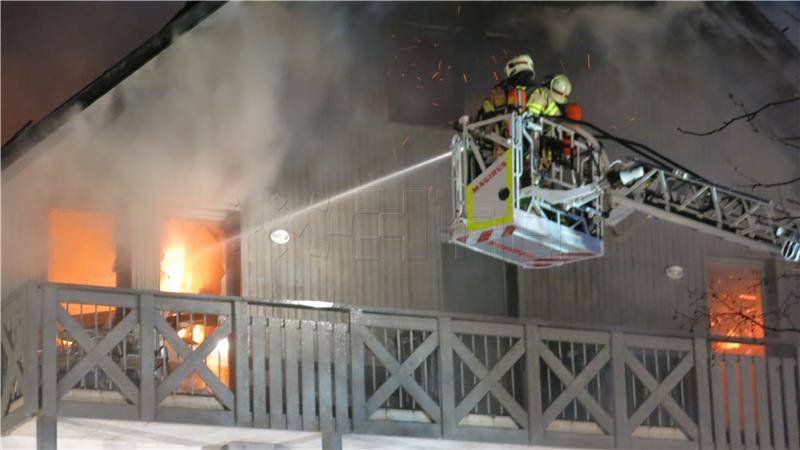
(527, 74, 574, 181)
(478, 54, 538, 121)
(527, 74, 572, 117)
(474, 54, 538, 169)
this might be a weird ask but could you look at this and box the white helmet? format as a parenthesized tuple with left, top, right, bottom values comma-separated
(505, 54, 534, 79)
(549, 74, 572, 104)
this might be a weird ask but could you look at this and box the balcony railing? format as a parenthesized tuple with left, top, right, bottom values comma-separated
(2, 282, 799, 449)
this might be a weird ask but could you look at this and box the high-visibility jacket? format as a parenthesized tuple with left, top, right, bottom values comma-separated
(526, 87, 561, 117)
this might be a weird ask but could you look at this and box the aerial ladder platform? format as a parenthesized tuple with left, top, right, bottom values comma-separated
(450, 112, 800, 268)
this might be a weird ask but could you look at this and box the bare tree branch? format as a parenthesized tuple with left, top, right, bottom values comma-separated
(677, 96, 799, 136)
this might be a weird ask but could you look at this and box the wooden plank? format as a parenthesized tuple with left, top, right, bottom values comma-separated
(611, 331, 629, 448)
(350, 314, 367, 432)
(36, 414, 57, 450)
(41, 287, 58, 418)
(139, 294, 156, 421)
(301, 320, 318, 431)
(318, 322, 334, 433)
(754, 356, 772, 450)
(768, 357, 786, 450)
(334, 323, 350, 432)
(451, 320, 523, 338)
(251, 317, 267, 427)
(438, 317, 456, 439)
(285, 319, 301, 430)
(233, 301, 251, 426)
(359, 313, 437, 331)
(23, 284, 41, 419)
(268, 317, 286, 429)
(540, 327, 609, 345)
(693, 338, 714, 450)
(710, 355, 729, 450)
(58, 289, 137, 308)
(739, 357, 756, 450)
(623, 334, 692, 352)
(782, 358, 799, 449)
(526, 324, 544, 445)
(153, 297, 232, 316)
(724, 355, 742, 450)
(58, 401, 139, 421)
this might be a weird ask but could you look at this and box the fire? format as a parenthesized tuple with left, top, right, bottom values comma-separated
(707, 267, 764, 356)
(159, 219, 225, 295)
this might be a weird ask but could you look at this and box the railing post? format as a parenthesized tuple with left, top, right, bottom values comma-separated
(23, 284, 41, 418)
(610, 330, 628, 449)
(39, 286, 58, 450)
(139, 294, 156, 421)
(438, 317, 456, 439)
(525, 323, 544, 445)
(233, 300, 251, 426)
(349, 311, 366, 432)
(693, 337, 714, 450)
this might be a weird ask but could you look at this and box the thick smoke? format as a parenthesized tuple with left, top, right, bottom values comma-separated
(10, 3, 381, 212)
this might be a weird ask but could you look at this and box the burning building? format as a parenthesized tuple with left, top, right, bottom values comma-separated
(2, 2, 799, 449)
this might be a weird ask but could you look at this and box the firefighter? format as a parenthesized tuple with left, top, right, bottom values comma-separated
(527, 74, 572, 117)
(527, 74, 573, 182)
(475, 54, 538, 166)
(477, 54, 537, 121)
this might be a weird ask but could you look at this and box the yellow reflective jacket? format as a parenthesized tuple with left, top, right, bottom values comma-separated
(526, 87, 561, 117)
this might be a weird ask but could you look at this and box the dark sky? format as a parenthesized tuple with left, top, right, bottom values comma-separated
(1, 1, 183, 144)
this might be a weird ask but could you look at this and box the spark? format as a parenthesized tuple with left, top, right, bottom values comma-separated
(447, 64, 452, 71)
(457, 4, 461, 15)
(587, 53, 592, 70)
(560, 60, 567, 74)
(462, 73, 468, 83)
(491, 54, 497, 63)
(493, 71, 499, 81)
(401, 136, 410, 146)
(438, 60, 443, 71)
(431, 71, 440, 79)
(413, 37, 421, 43)
(432, 101, 439, 107)
(416, 76, 422, 81)
(501, 48, 508, 56)
(609, 124, 617, 129)
(628, 117, 636, 122)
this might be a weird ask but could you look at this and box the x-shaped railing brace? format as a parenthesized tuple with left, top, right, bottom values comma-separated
(56, 305, 139, 403)
(1, 324, 23, 415)
(450, 336, 528, 428)
(539, 343, 614, 434)
(623, 350, 697, 440)
(154, 314, 234, 410)
(359, 327, 441, 421)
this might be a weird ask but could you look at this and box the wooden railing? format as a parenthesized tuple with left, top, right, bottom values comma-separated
(2, 282, 799, 449)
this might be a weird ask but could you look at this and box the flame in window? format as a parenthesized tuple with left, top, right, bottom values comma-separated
(160, 219, 224, 295)
(707, 267, 764, 356)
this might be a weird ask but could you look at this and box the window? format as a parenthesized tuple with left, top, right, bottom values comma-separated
(48, 208, 117, 288)
(706, 264, 765, 355)
(160, 218, 225, 295)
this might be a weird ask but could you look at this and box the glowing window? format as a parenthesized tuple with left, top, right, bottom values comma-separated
(160, 218, 225, 295)
(707, 265, 764, 356)
(48, 208, 117, 288)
